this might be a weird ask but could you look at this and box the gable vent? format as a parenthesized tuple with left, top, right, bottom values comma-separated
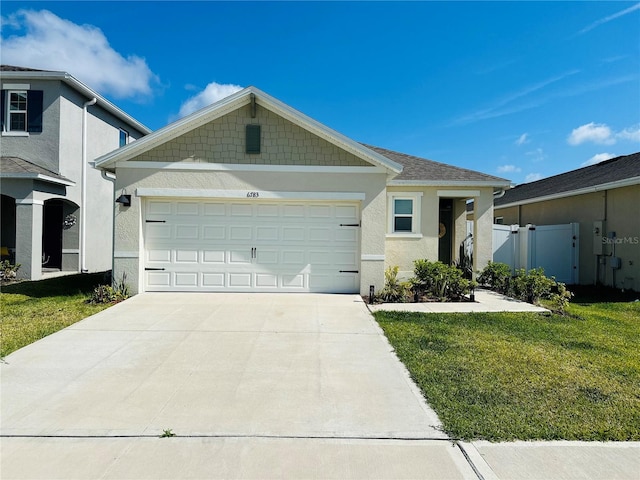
(246, 124, 261, 154)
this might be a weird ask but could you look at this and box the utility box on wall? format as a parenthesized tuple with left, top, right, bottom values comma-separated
(593, 221, 604, 255)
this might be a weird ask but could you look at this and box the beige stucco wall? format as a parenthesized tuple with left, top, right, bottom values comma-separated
(113, 168, 388, 295)
(494, 185, 640, 289)
(135, 104, 369, 166)
(385, 186, 494, 279)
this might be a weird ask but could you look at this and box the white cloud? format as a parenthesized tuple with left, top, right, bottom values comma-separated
(525, 173, 542, 183)
(616, 125, 640, 142)
(581, 153, 616, 167)
(177, 82, 244, 119)
(0, 10, 157, 99)
(567, 122, 615, 146)
(567, 122, 640, 146)
(515, 133, 529, 146)
(578, 3, 640, 35)
(497, 165, 521, 173)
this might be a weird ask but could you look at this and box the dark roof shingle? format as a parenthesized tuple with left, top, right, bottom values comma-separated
(1, 156, 73, 183)
(363, 144, 510, 184)
(495, 152, 640, 206)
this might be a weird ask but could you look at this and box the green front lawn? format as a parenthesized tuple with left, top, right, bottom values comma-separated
(374, 297, 640, 441)
(0, 273, 111, 358)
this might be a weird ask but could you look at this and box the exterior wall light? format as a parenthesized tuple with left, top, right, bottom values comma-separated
(115, 192, 131, 207)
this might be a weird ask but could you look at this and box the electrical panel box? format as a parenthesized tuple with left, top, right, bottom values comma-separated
(593, 221, 604, 255)
(610, 256, 622, 269)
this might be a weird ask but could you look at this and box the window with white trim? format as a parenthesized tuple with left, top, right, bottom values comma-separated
(387, 193, 423, 236)
(8, 91, 27, 132)
(119, 129, 129, 147)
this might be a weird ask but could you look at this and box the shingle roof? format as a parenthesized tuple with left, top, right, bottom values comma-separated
(495, 152, 640, 207)
(362, 144, 510, 185)
(0, 65, 48, 72)
(1, 156, 74, 184)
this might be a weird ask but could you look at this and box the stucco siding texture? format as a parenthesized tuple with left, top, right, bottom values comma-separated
(134, 105, 370, 167)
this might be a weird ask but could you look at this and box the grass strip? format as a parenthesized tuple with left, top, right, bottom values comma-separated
(374, 301, 640, 441)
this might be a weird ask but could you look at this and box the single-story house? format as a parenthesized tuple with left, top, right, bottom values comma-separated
(494, 152, 640, 291)
(95, 87, 510, 295)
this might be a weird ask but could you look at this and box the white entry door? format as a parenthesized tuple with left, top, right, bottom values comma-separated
(143, 199, 360, 292)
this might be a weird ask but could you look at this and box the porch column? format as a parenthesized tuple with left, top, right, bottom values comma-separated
(473, 189, 494, 276)
(15, 199, 44, 280)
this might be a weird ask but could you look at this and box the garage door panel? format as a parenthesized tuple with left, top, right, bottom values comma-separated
(202, 273, 225, 287)
(283, 227, 305, 241)
(229, 273, 252, 287)
(203, 203, 225, 216)
(175, 272, 199, 287)
(176, 202, 199, 215)
(230, 226, 252, 241)
(203, 250, 225, 263)
(144, 199, 360, 292)
(175, 250, 198, 263)
(203, 225, 225, 240)
(148, 249, 171, 262)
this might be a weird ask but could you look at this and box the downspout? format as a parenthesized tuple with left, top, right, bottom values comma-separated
(100, 169, 117, 280)
(81, 97, 97, 273)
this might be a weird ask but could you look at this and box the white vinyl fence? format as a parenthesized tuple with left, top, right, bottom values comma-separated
(492, 223, 579, 284)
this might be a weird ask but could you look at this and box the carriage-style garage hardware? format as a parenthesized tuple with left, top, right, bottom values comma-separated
(340, 223, 360, 227)
(339, 270, 359, 273)
(145, 219, 166, 223)
(145, 267, 165, 271)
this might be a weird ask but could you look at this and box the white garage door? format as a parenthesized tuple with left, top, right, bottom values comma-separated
(143, 199, 360, 292)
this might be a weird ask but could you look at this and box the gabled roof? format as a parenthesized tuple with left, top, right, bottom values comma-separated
(0, 156, 75, 186)
(0, 65, 151, 135)
(95, 86, 403, 173)
(495, 152, 640, 208)
(365, 145, 510, 187)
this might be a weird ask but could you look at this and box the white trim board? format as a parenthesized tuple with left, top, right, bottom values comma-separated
(117, 161, 386, 174)
(136, 188, 366, 201)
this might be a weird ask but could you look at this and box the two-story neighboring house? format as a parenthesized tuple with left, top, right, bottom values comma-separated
(0, 65, 151, 280)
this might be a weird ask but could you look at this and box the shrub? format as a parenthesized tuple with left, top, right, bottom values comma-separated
(478, 262, 573, 313)
(412, 260, 474, 302)
(87, 272, 130, 305)
(0, 260, 21, 284)
(477, 261, 512, 294)
(377, 266, 411, 303)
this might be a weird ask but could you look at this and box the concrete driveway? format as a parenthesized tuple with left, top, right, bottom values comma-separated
(1, 293, 478, 479)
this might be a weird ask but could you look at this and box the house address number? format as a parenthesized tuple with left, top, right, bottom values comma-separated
(246, 191, 260, 198)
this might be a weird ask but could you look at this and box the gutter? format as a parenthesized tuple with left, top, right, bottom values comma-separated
(0, 70, 151, 135)
(81, 97, 97, 273)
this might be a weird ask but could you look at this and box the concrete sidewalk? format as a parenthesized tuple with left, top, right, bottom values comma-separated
(369, 288, 550, 314)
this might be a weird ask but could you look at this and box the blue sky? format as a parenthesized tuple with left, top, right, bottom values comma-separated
(2, 1, 639, 184)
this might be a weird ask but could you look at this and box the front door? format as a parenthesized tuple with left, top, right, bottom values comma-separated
(438, 198, 453, 265)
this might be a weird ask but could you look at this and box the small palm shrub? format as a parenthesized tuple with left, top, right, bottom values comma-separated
(87, 272, 130, 304)
(0, 260, 21, 284)
(377, 266, 411, 303)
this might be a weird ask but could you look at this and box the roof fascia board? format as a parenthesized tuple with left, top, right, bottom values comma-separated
(1, 71, 151, 135)
(1, 172, 76, 186)
(388, 180, 512, 187)
(496, 176, 640, 209)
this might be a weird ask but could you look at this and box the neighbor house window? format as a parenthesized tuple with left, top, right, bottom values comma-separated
(1, 89, 43, 134)
(387, 193, 423, 237)
(246, 124, 261, 154)
(495, 217, 504, 225)
(119, 129, 129, 147)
